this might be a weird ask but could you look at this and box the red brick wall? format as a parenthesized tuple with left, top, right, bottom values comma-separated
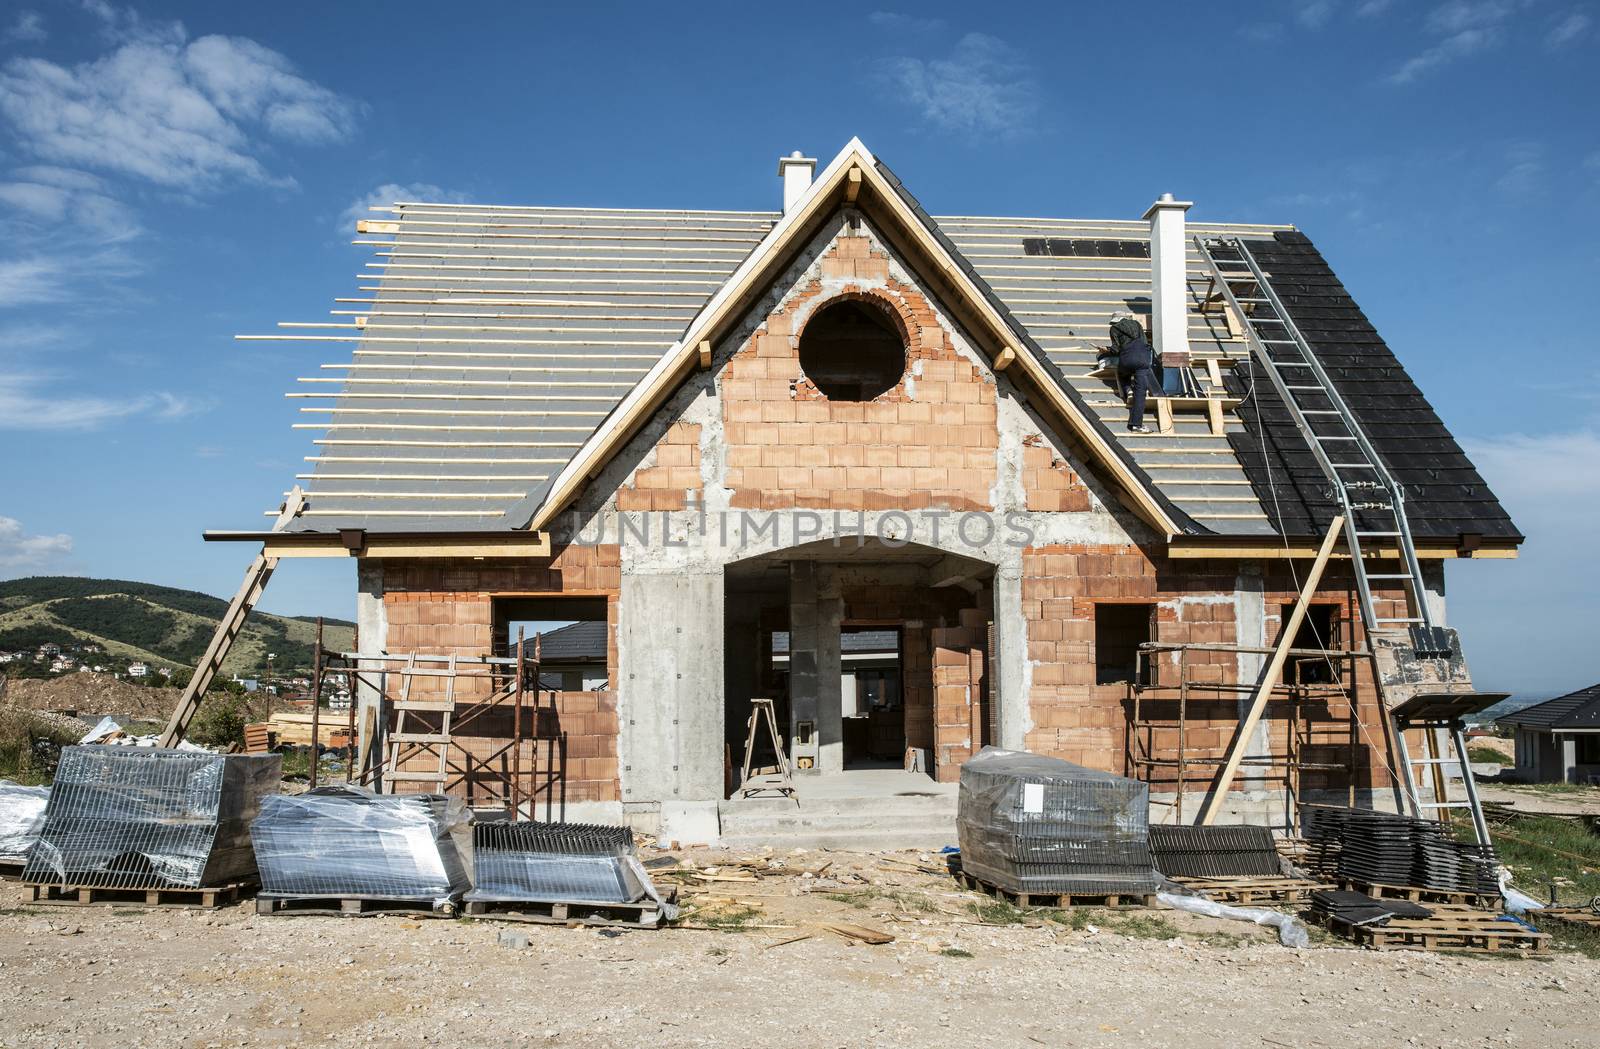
(1022, 433, 1092, 513)
(1021, 542, 1403, 794)
(617, 421, 700, 512)
(720, 233, 998, 512)
(377, 544, 622, 804)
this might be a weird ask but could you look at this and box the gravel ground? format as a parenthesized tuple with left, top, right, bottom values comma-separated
(2, 850, 1596, 1049)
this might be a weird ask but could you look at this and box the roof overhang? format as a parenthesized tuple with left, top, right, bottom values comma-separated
(517, 138, 1184, 540)
(1165, 536, 1521, 560)
(204, 529, 550, 559)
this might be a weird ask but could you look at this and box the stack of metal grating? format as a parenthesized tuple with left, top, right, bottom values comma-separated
(21, 747, 280, 889)
(467, 821, 648, 904)
(250, 787, 471, 901)
(957, 747, 1160, 897)
(1148, 824, 1282, 878)
(1300, 804, 1498, 895)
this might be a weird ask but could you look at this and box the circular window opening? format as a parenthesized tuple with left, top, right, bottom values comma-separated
(798, 299, 907, 401)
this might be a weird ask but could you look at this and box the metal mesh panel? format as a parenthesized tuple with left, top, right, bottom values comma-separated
(0, 780, 50, 863)
(467, 821, 642, 903)
(22, 747, 279, 889)
(1300, 804, 1498, 894)
(957, 747, 1160, 896)
(1149, 825, 1282, 878)
(250, 787, 470, 900)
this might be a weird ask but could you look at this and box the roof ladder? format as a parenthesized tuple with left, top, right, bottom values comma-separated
(1194, 236, 1496, 848)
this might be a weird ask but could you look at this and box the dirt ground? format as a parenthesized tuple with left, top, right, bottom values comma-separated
(2, 848, 1597, 1049)
(1480, 783, 1600, 818)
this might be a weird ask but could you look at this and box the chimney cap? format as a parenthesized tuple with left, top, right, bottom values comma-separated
(777, 151, 818, 175)
(1142, 192, 1194, 220)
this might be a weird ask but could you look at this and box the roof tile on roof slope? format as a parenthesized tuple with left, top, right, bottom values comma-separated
(1223, 233, 1521, 541)
(271, 157, 1516, 545)
(1497, 683, 1600, 730)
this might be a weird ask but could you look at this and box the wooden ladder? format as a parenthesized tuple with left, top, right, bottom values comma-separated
(382, 653, 458, 794)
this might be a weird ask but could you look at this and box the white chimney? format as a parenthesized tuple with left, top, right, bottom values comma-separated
(1142, 192, 1193, 362)
(778, 151, 817, 213)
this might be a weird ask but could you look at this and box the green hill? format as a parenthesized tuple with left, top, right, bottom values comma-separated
(0, 576, 355, 675)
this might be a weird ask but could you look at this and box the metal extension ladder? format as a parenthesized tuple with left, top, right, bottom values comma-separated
(1195, 236, 1494, 845)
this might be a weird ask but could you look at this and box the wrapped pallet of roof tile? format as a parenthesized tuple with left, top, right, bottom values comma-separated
(0, 780, 51, 865)
(467, 821, 675, 918)
(22, 746, 280, 889)
(957, 746, 1159, 897)
(250, 786, 471, 904)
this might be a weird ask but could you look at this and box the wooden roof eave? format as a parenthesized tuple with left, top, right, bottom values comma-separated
(524, 139, 1182, 540)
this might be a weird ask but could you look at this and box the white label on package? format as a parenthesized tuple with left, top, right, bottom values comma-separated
(1022, 782, 1044, 813)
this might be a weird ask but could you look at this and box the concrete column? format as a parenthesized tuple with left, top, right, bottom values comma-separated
(1560, 734, 1578, 784)
(1234, 565, 1269, 800)
(816, 580, 844, 774)
(354, 560, 387, 782)
(1422, 561, 1447, 627)
(992, 565, 1029, 751)
(787, 561, 821, 770)
(617, 570, 724, 841)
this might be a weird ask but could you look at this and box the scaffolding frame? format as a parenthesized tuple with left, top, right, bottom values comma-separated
(311, 634, 565, 814)
(1127, 640, 1374, 829)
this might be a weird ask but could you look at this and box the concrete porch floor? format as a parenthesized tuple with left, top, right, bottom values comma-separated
(719, 768, 958, 850)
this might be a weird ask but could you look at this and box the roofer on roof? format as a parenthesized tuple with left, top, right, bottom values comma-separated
(1109, 312, 1157, 434)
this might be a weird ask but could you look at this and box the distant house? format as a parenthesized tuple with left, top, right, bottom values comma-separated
(1501, 683, 1600, 785)
(532, 621, 610, 692)
(38, 643, 61, 657)
(127, 662, 149, 677)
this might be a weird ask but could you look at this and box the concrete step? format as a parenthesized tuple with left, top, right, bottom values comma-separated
(718, 795, 958, 851)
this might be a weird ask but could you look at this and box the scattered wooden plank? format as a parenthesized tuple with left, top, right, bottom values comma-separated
(764, 932, 814, 949)
(819, 922, 895, 945)
(1339, 879, 1499, 909)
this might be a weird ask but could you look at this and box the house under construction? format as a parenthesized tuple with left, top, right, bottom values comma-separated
(204, 139, 1520, 844)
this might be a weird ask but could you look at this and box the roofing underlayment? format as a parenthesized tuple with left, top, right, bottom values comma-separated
(254, 162, 1517, 544)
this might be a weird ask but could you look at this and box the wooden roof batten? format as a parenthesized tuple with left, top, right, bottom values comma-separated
(518, 138, 1183, 539)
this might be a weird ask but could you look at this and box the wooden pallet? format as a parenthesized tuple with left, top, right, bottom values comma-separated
(1339, 879, 1499, 908)
(461, 888, 676, 930)
(1174, 875, 1330, 904)
(959, 872, 1154, 910)
(25, 881, 251, 909)
(255, 893, 459, 918)
(1309, 905, 1549, 955)
(0, 859, 25, 881)
(1538, 906, 1600, 930)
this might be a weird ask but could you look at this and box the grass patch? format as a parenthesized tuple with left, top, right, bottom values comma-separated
(966, 898, 1033, 925)
(939, 947, 974, 958)
(1465, 813, 1600, 958)
(695, 906, 762, 933)
(1503, 782, 1594, 796)
(1110, 914, 1182, 940)
(1467, 744, 1508, 765)
(706, 945, 729, 958)
(0, 707, 83, 783)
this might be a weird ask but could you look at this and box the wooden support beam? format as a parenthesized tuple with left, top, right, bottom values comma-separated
(356, 220, 400, 234)
(1197, 515, 1344, 824)
(698, 339, 713, 369)
(993, 345, 1016, 371)
(846, 166, 862, 203)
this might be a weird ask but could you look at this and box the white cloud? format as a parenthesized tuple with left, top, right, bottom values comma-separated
(1494, 141, 1543, 195)
(0, 166, 141, 241)
(1546, 10, 1592, 47)
(1357, 0, 1396, 16)
(1295, 1, 1337, 29)
(868, 11, 946, 34)
(5, 10, 47, 43)
(1387, 1, 1528, 82)
(1388, 25, 1500, 82)
(0, 516, 72, 572)
(339, 182, 469, 234)
(0, 20, 360, 191)
(881, 33, 1037, 137)
(1451, 429, 1600, 693)
(0, 374, 209, 429)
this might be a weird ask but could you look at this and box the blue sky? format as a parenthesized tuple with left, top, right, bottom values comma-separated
(0, 0, 1595, 696)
